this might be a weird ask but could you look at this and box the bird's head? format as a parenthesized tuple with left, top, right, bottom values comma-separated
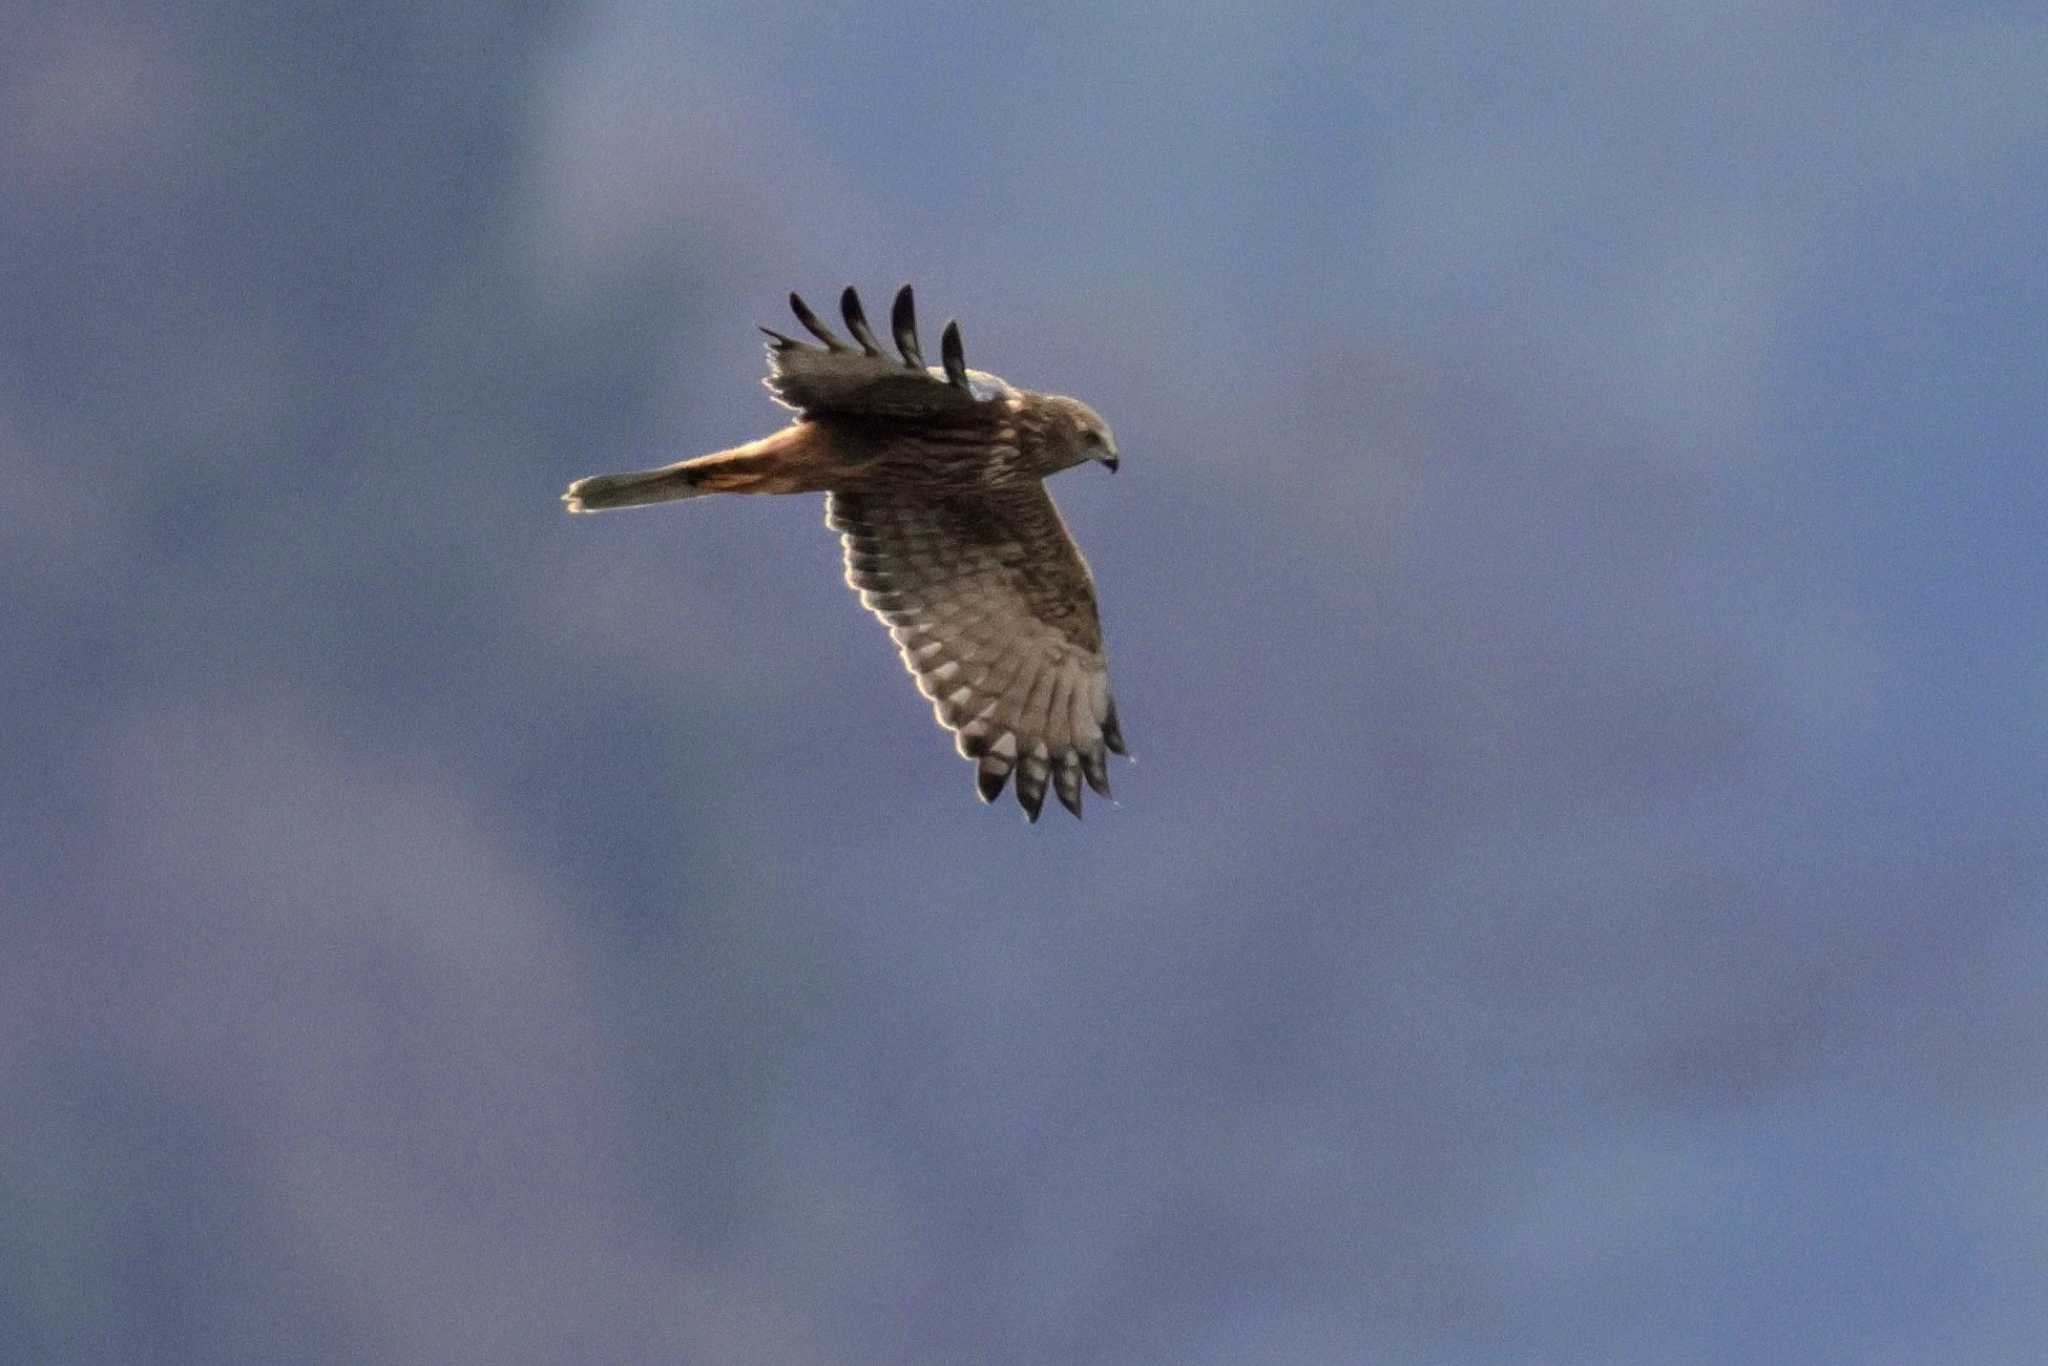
(1033, 394, 1120, 474)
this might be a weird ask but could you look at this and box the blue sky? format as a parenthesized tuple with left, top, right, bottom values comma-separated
(7, 3, 2046, 1361)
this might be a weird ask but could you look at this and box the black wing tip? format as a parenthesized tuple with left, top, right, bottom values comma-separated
(1051, 753, 1085, 818)
(891, 284, 924, 369)
(941, 320, 970, 391)
(840, 286, 884, 357)
(788, 291, 847, 351)
(1102, 702, 1128, 756)
(1014, 766, 1049, 821)
(1081, 746, 1113, 798)
(976, 765, 1010, 804)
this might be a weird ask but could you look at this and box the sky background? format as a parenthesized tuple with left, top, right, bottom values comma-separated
(7, 2, 2047, 1361)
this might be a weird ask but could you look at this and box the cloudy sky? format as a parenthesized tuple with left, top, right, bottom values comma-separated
(8, 2, 2046, 1361)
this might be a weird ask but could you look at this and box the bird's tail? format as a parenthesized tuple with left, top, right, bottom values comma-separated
(562, 464, 709, 512)
(562, 428, 830, 513)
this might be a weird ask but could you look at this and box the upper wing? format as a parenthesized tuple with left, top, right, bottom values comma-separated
(763, 285, 1016, 419)
(828, 483, 1126, 820)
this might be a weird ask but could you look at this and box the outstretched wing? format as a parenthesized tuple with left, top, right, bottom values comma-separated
(763, 285, 1016, 419)
(828, 484, 1126, 820)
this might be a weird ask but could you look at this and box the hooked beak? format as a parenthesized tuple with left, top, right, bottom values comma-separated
(1100, 443, 1120, 473)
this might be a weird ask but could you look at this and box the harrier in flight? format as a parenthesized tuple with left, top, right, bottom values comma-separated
(564, 286, 1127, 821)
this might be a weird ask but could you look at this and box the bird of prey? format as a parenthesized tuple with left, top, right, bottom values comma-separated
(563, 285, 1127, 821)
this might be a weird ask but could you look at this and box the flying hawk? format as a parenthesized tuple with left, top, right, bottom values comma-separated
(564, 285, 1127, 821)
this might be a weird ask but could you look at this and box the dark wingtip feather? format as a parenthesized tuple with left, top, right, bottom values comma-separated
(891, 284, 924, 369)
(1081, 745, 1113, 798)
(1053, 760, 1084, 818)
(789, 292, 847, 351)
(976, 762, 1010, 804)
(1015, 768, 1049, 821)
(760, 326, 800, 348)
(1101, 699, 1128, 756)
(840, 287, 884, 357)
(941, 321, 969, 391)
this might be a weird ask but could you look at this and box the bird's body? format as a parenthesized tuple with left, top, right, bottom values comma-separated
(564, 285, 1126, 820)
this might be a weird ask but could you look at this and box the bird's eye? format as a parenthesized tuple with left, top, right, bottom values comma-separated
(1083, 430, 1101, 447)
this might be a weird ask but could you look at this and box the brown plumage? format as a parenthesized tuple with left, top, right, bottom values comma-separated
(563, 285, 1126, 821)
